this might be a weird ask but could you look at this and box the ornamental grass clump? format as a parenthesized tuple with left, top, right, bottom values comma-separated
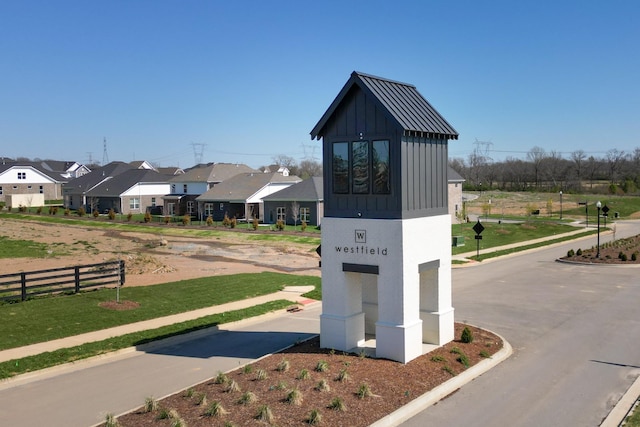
(328, 396, 346, 412)
(204, 401, 228, 417)
(276, 359, 290, 372)
(297, 368, 310, 380)
(144, 396, 158, 413)
(307, 408, 323, 425)
(238, 391, 257, 405)
(256, 405, 273, 423)
(315, 360, 329, 372)
(286, 388, 304, 406)
(356, 383, 373, 399)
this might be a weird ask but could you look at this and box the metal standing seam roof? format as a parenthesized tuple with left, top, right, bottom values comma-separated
(311, 71, 458, 140)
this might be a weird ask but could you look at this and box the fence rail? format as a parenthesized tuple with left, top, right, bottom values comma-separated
(0, 260, 125, 301)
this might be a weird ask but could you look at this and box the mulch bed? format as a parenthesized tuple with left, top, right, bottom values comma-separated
(561, 234, 640, 264)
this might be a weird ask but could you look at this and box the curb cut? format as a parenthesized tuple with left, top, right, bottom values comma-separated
(370, 331, 513, 427)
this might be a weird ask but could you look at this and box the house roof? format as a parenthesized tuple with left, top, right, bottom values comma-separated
(63, 161, 137, 193)
(197, 172, 301, 202)
(85, 169, 170, 197)
(262, 177, 323, 202)
(447, 166, 465, 183)
(311, 71, 458, 140)
(0, 162, 67, 183)
(170, 163, 258, 184)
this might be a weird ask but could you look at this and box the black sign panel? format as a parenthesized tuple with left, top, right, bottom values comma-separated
(473, 220, 485, 235)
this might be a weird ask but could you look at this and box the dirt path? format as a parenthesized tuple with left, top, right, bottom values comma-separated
(0, 218, 321, 286)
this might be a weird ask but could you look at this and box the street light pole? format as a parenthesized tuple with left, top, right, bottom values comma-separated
(559, 191, 563, 220)
(596, 201, 602, 258)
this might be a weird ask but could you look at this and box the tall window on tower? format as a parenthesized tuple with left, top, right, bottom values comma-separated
(332, 142, 349, 194)
(331, 140, 390, 195)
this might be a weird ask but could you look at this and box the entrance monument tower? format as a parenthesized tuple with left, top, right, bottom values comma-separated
(310, 72, 459, 363)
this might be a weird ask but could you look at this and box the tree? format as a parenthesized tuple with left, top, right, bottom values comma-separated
(526, 146, 546, 189)
(571, 150, 586, 190)
(290, 201, 300, 230)
(297, 159, 322, 179)
(606, 149, 626, 184)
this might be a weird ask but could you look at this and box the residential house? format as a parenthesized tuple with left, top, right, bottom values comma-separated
(164, 163, 257, 217)
(448, 166, 465, 223)
(196, 171, 302, 222)
(40, 160, 91, 179)
(0, 162, 66, 205)
(77, 168, 171, 214)
(262, 177, 323, 226)
(63, 161, 137, 211)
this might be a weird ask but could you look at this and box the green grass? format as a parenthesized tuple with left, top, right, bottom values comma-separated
(0, 300, 294, 380)
(624, 403, 640, 427)
(0, 272, 320, 350)
(0, 235, 58, 258)
(452, 221, 589, 255)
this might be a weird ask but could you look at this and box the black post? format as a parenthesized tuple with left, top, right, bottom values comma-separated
(21, 272, 27, 301)
(559, 191, 563, 220)
(75, 266, 80, 293)
(596, 202, 601, 258)
(585, 202, 588, 228)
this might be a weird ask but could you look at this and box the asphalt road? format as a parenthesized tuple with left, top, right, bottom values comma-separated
(0, 221, 638, 426)
(403, 220, 640, 427)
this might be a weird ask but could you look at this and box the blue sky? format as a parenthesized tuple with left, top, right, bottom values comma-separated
(1, 1, 638, 169)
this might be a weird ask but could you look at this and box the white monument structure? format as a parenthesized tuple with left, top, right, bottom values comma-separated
(310, 72, 459, 363)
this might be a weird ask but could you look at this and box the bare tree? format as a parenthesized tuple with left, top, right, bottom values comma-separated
(297, 159, 322, 179)
(605, 149, 626, 184)
(290, 201, 300, 230)
(527, 146, 547, 189)
(571, 150, 586, 190)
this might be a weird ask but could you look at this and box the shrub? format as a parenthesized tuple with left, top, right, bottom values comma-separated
(431, 355, 445, 363)
(242, 364, 253, 374)
(105, 413, 119, 427)
(480, 350, 491, 358)
(222, 214, 231, 227)
(126, 213, 133, 221)
(276, 219, 285, 231)
(252, 217, 259, 230)
(182, 215, 191, 225)
(328, 396, 346, 411)
(206, 215, 213, 226)
(108, 209, 116, 220)
(633, 252, 638, 261)
(450, 347, 463, 355)
(214, 371, 228, 384)
(286, 388, 303, 405)
(36, 206, 42, 214)
(307, 408, 323, 425)
(356, 383, 373, 399)
(225, 380, 241, 393)
(457, 353, 470, 368)
(315, 379, 330, 392)
(144, 211, 152, 223)
(255, 369, 268, 381)
(335, 369, 350, 382)
(77, 207, 86, 217)
(144, 396, 158, 412)
(204, 401, 228, 417)
(256, 405, 273, 423)
(315, 360, 329, 372)
(230, 216, 237, 228)
(619, 252, 628, 261)
(92, 209, 99, 218)
(164, 216, 170, 224)
(461, 326, 474, 343)
(301, 221, 307, 232)
(576, 248, 583, 256)
(276, 359, 290, 372)
(238, 391, 257, 405)
(63, 207, 69, 216)
(442, 365, 456, 376)
(297, 368, 310, 380)
(567, 249, 575, 257)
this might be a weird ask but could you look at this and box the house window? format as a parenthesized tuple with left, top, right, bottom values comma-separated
(220, 203, 224, 210)
(151, 197, 156, 207)
(0, 186, 3, 195)
(171, 184, 176, 193)
(277, 206, 286, 221)
(300, 207, 310, 223)
(204, 203, 214, 217)
(183, 184, 188, 194)
(129, 198, 140, 210)
(332, 139, 390, 195)
(13, 186, 17, 190)
(186, 201, 194, 215)
(17, 172, 26, 180)
(39, 186, 43, 194)
(27, 185, 32, 190)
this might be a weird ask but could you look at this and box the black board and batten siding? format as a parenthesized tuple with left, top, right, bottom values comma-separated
(311, 71, 458, 221)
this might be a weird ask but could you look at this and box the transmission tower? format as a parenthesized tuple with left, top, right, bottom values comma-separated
(300, 143, 319, 162)
(191, 142, 205, 165)
(473, 138, 493, 162)
(102, 137, 109, 165)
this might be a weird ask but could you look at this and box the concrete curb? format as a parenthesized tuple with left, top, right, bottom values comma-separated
(370, 330, 513, 427)
(601, 373, 640, 427)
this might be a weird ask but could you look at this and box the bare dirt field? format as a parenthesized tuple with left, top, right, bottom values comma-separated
(0, 218, 321, 286)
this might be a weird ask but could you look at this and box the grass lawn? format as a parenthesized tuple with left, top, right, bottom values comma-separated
(0, 272, 321, 350)
(0, 235, 64, 258)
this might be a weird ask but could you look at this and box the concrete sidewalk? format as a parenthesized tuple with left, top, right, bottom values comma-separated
(0, 285, 317, 364)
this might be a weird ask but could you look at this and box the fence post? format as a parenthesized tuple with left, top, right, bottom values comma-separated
(119, 260, 125, 286)
(21, 272, 27, 301)
(75, 267, 80, 293)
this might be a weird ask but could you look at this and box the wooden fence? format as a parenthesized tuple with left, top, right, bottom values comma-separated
(0, 260, 125, 302)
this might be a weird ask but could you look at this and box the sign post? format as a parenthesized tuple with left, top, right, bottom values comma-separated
(473, 220, 485, 259)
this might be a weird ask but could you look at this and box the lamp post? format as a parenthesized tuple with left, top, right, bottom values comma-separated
(559, 191, 563, 220)
(596, 201, 602, 258)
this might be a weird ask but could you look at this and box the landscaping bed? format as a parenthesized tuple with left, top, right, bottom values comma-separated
(561, 234, 640, 264)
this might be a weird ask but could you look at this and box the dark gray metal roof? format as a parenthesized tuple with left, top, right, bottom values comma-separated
(447, 166, 465, 182)
(85, 169, 171, 197)
(262, 177, 323, 202)
(311, 71, 458, 140)
(197, 172, 302, 202)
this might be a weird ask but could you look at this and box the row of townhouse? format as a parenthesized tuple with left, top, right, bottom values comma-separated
(0, 158, 463, 227)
